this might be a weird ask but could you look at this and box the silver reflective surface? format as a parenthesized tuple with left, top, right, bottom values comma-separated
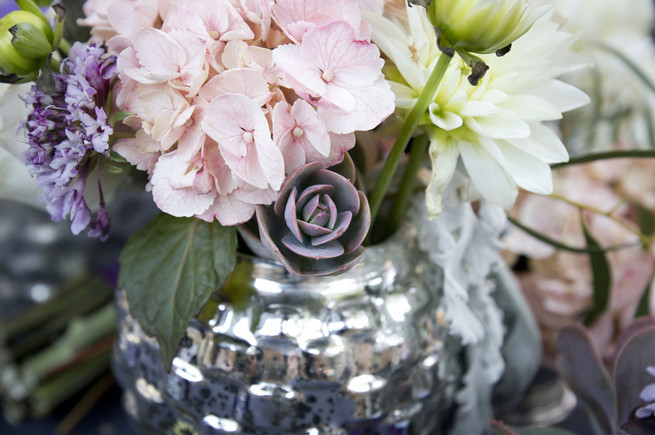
(113, 213, 456, 434)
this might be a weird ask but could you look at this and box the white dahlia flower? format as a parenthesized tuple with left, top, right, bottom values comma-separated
(364, 4, 590, 216)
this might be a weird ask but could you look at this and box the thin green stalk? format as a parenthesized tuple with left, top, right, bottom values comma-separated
(549, 193, 650, 247)
(368, 52, 453, 230)
(57, 37, 71, 57)
(551, 149, 655, 169)
(388, 134, 430, 235)
(507, 215, 640, 254)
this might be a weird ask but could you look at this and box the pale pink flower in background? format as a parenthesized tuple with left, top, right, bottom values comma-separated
(202, 94, 284, 191)
(272, 99, 331, 171)
(273, 21, 394, 134)
(271, 0, 363, 43)
(505, 162, 655, 361)
(231, 0, 274, 43)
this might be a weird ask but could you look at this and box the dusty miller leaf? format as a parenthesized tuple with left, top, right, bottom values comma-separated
(118, 214, 237, 370)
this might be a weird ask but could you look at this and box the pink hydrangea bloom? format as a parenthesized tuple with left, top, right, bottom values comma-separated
(273, 21, 394, 133)
(80, 0, 394, 225)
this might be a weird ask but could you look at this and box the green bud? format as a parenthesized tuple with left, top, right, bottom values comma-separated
(10, 22, 53, 58)
(0, 9, 54, 78)
(428, 0, 549, 55)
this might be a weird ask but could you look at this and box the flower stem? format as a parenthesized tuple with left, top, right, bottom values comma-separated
(549, 192, 651, 247)
(387, 134, 430, 236)
(551, 149, 655, 168)
(368, 52, 452, 233)
(57, 38, 71, 57)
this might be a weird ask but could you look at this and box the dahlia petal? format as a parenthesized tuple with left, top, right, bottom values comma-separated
(498, 94, 562, 121)
(426, 136, 460, 218)
(507, 123, 569, 164)
(467, 114, 531, 140)
(531, 79, 590, 113)
(459, 140, 518, 209)
(429, 104, 463, 131)
(497, 141, 553, 195)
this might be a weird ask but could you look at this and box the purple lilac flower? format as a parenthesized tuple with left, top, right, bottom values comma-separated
(24, 42, 117, 240)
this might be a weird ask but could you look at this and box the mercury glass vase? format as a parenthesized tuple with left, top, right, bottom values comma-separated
(112, 210, 458, 434)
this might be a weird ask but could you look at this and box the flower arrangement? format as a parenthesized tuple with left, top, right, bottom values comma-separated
(3, 0, 655, 431)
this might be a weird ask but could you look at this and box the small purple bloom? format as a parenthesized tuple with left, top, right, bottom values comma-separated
(24, 42, 117, 240)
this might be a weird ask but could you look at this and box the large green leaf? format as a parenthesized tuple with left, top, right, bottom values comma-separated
(118, 214, 237, 370)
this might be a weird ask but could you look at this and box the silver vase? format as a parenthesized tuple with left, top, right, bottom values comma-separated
(112, 198, 541, 434)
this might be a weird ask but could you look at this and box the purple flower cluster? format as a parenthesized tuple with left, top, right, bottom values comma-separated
(24, 42, 117, 240)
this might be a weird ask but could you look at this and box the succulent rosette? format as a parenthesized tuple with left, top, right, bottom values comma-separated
(257, 158, 370, 276)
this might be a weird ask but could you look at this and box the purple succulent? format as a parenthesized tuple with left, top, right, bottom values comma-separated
(256, 159, 370, 276)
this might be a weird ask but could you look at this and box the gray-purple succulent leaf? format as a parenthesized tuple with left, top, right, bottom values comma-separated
(257, 160, 370, 276)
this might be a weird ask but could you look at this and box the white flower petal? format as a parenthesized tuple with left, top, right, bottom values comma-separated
(426, 135, 460, 218)
(467, 115, 531, 140)
(497, 141, 553, 194)
(499, 94, 562, 121)
(429, 104, 463, 131)
(508, 123, 569, 163)
(531, 79, 590, 112)
(459, 140, 518, 209)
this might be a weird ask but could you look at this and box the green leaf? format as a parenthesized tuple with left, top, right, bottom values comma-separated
(557, 325, 616, 435)
(635, 277, 652, 317)
(118, 214, 237, 370)
(109, 110, 134, 126)
(582, 216, 612, 325)
(633, 200, 655, 237)
(55, 0, 90, 44)
(507, 216, 632, 254)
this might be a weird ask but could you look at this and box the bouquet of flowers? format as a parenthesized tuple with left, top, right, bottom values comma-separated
(3, 0, 655, 431)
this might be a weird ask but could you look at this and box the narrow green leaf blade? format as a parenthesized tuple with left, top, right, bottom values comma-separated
(581, 217, 612, 325)
(118, 214, 237, 370)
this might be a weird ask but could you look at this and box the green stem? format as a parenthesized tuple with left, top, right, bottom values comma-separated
(507, 215, 640, 254)
(368, 52, 453, 231)
(388, 134, 430, 236)
(551, 149, 655, 168)
(57, 37, 71, 57)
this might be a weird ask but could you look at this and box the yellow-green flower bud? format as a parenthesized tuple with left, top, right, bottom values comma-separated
(428, 0, 549, 55)
(0, 9, 53, 79)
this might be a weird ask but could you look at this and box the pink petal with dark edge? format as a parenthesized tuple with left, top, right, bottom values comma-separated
(297, 219, 333, 236)
(284, 187, 304, 243)
(282, 233, 344, 259)
(311, 211, 351, 246)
